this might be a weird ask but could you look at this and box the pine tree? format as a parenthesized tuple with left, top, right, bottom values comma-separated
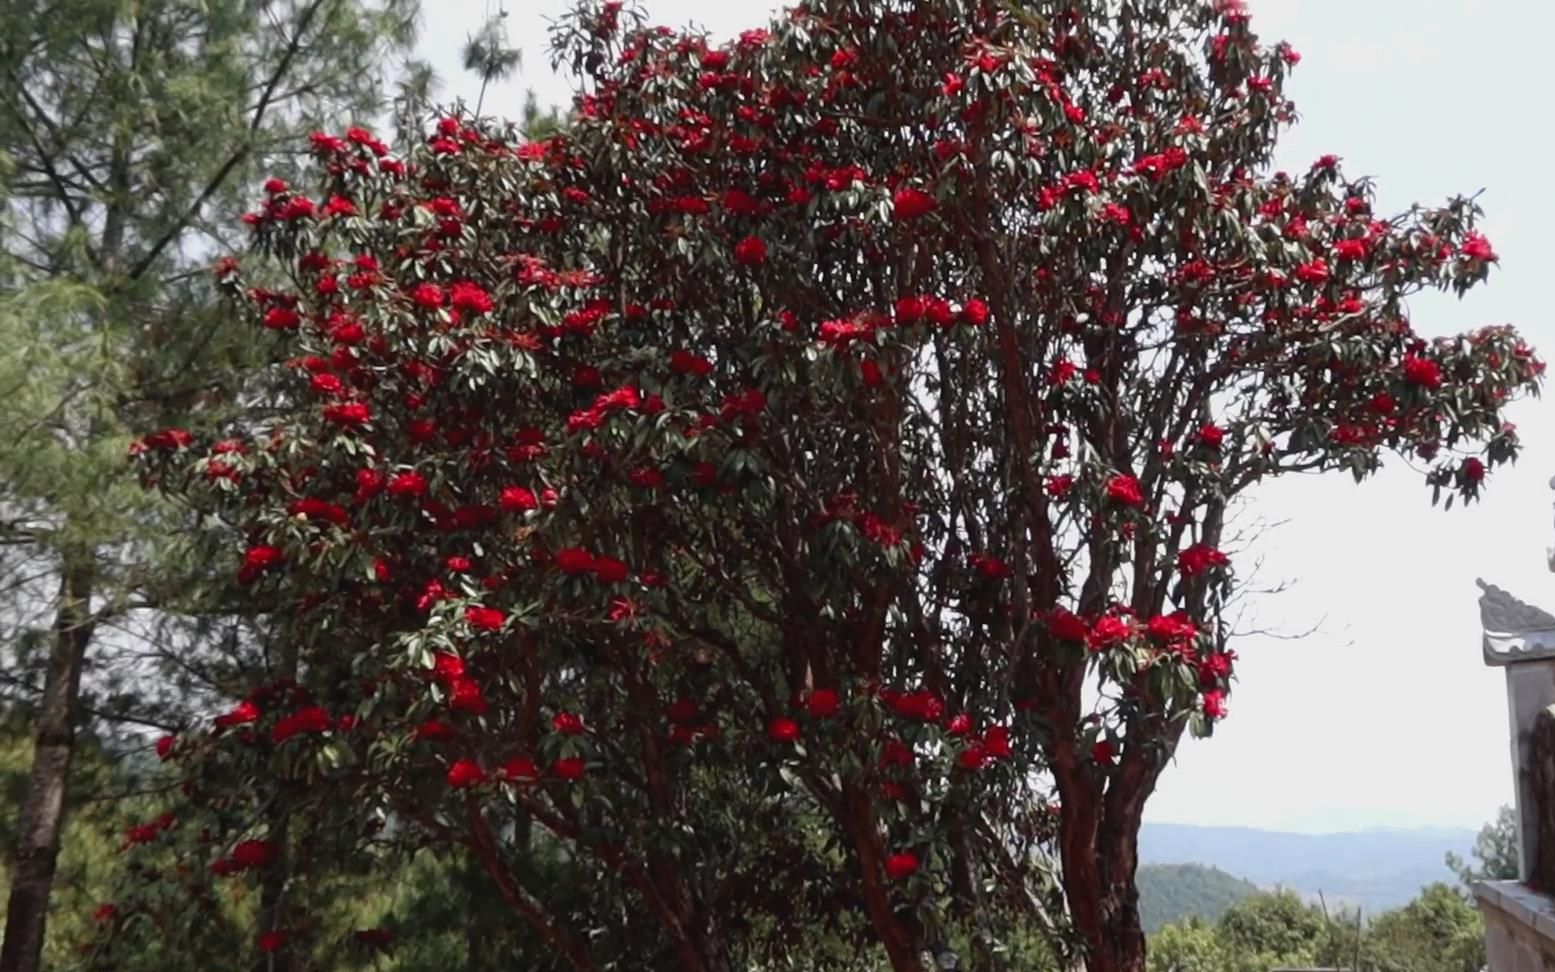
(0, 1, 422, 968)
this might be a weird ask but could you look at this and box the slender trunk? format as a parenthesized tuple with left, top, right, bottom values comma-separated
(946, 807, 1005, 972)
(0, 552, 96, 972)
(840, 782, 926, 972)
(253, 630, 300, 972)
(465, 805, 601, 972)
(464, 855, 483, 972)
(252, 813, 292, 972)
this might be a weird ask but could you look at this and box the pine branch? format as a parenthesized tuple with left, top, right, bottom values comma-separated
(125, 0, 335, 282)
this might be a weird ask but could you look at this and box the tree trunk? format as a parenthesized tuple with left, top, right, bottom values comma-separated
(839, 782, 926, 972)
(464, 853, 485, 972)
(252, 813, 292, 972)
(252, 631, 299, 972)
(1059, 827, 1147, 972)
(1054, 748, 1152, 972)
(1091, 873, 1148, 972)
(0, 553, 96, 972)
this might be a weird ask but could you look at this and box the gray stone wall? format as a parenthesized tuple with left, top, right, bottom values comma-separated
(1477, 881, 1555, 972)
(1531, 706, 1555, 893)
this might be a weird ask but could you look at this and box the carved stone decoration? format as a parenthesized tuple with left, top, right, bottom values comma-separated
(1478, 580, 1555, 665)
(1530, 706, 1555, 894)
(1547, 473, 1555, 574)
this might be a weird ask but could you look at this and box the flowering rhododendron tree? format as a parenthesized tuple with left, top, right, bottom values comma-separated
(112, 1, 1542, 970)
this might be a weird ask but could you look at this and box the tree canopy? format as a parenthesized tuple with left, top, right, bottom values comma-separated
(1148, 884, 1485, 972)
(103, 1, 1540, 971)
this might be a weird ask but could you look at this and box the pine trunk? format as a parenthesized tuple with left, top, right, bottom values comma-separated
(0, 553, 96, 972)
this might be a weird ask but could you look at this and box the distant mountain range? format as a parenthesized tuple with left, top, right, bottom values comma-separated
(1138, 822, 1476, 916)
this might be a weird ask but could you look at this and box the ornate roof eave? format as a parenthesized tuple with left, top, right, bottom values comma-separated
(1477, 579, 1555, 666)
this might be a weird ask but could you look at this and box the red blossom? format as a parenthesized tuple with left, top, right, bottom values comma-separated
(1402, 355, 1443, 389)
(957, 744, 988, 771)
(243, 545, 283, 571)
(432, 651, 465, 681)
(257, 930, 289, 953)
(500, 486, 538, 512)
(555, 548, 596, 574)
(1202, 689, 1229, 719)
(891, 187, 937, 220)
(592, 555, 630, 584)
(1088, 615, 1132, 651)
(1176, 543, 1230, 577)
(1146, 613, 1198, 646)
(884, 852, 919, 880)
(323, 402, 371, 427)
(447, 759, 485, 788)
(1105, 474, 1145, 507)
(1047, 609, 1089, 643)
(733, 235, 768, 266)
(667, 699, 700, 724)
(387, 471, 426, 497)
(465, 605, 506, 632)
(215, 700, 261, 729)
(272, 706, 331, 743)
(231, 839, 280, 871)
(807, 688, 840, 719)
(767, 717, 800, 743)
(984, 726, 1012, 759)
(449, 678, 487, 715)
(1460, 232, 1497, 262)
(410, 282, 445, 309)
(501, 757, 540, 782)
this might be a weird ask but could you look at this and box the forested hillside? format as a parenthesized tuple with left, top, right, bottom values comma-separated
(1139, 822, 1475, 913)
(1138, 864, 1259, 933)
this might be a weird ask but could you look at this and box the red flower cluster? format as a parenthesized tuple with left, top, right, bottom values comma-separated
(447, 759, 485, 788)
(230, 839, 280, 871)
(1105, 474, 1145, 507)
(554, 547, 630, 584)
(1176, 543, 1230, 578)
(465, 605, 507, 632)
(884, 851, 919, 879)
(272, 706, 331, 743)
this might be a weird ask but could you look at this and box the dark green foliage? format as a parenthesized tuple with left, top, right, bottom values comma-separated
(1365, 884, 1484, 972)
(1148, 884, 1485, 972)
(1446, 805, 1518, 885)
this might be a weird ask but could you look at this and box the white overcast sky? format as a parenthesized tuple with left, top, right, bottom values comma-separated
(414, 0, 1555, 833)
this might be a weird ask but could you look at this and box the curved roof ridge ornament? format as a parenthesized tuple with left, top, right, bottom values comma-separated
(1476, 476, 1555, 665)
(1477, 579, 1555, 665)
